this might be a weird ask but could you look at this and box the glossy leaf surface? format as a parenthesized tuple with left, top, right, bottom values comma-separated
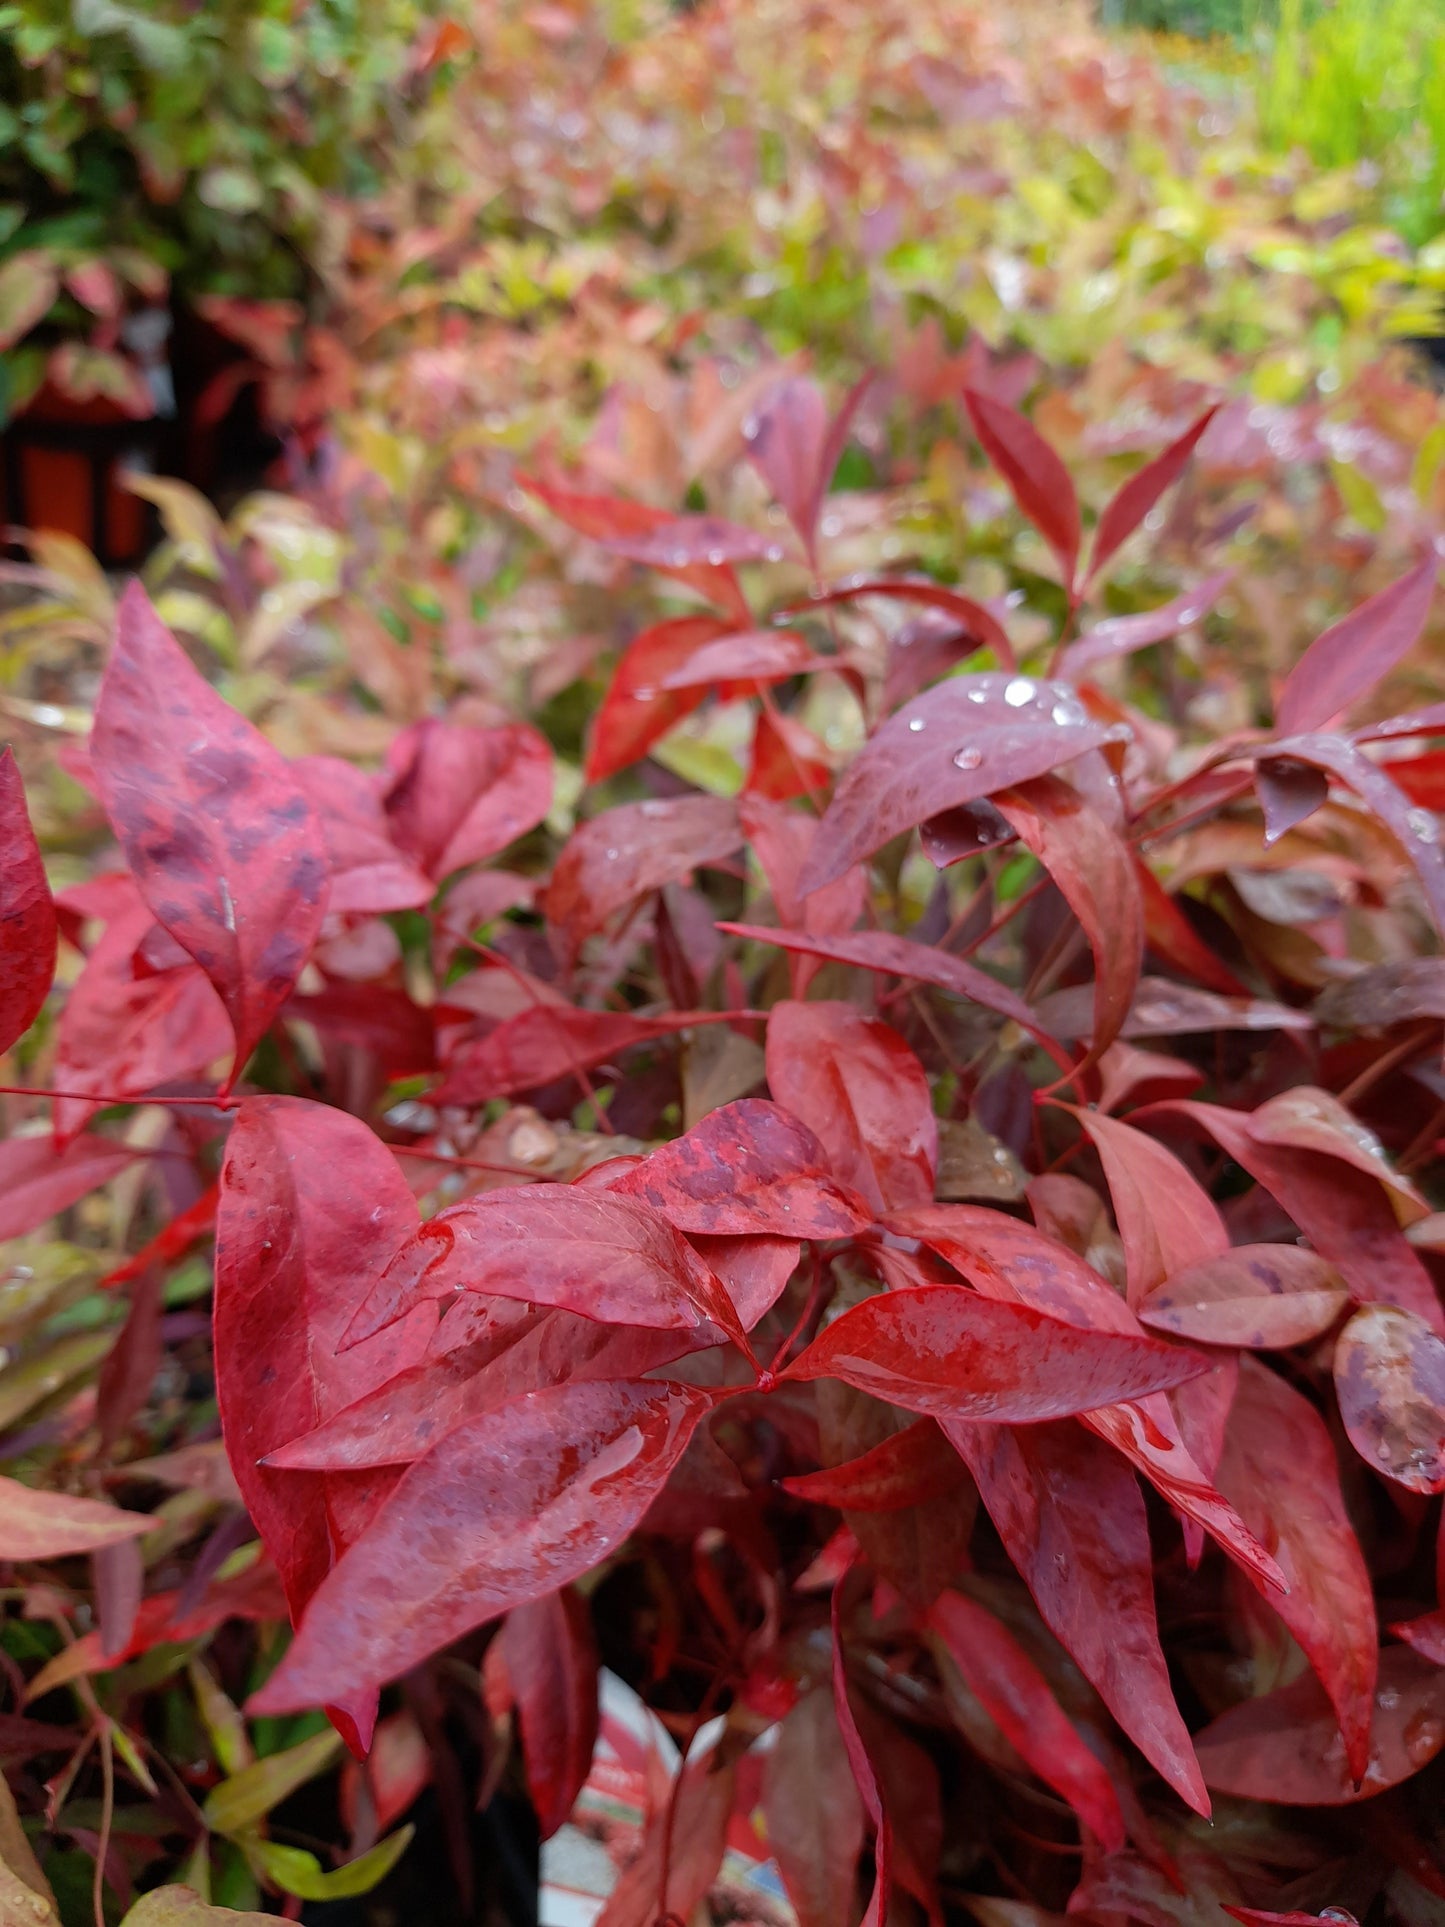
(0, 748, 56, 1054)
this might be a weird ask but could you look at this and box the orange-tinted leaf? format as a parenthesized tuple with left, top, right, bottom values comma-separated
(1333, 1304, 1445, 1494)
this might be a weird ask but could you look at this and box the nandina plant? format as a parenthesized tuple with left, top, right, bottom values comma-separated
(0, 372, 1442, 1923)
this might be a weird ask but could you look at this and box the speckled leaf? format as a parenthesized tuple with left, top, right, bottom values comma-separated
(1334, 1304, 1445, 1494)
(543, 795, 741, 963)
(383, 718, 553, 879)
(1139, 1246, 1349, 1349)
(90, 584, 329, 1082)
(248, 1378, 712, 1712)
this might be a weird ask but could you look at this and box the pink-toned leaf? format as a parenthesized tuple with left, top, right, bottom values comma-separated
(1255, 756, 1331, 844)
(483, 1588, 599, 1839)
(610, 1098, 869, 1237)
(1314, 958, 1445, 1032)
(1139, 1246, 1349, 1348)
(344, 1184, 748, 1351)
(520, 474, 783, 568)
(927, 1587, 1125, 1848)
(832, 1592, 890, 1927)
(0, 749, 56, 1053)
(597, 1750, 736, 1927)
(765, 999, 936, 1215)
(383, 719, 553, 879)
(290, 756, 433, 915)
(719, 922, 1072, 1071)
(214, 1096, 437, 1749)
(1275, 558, 1436, 737)
(692, 1234, 799, 1329)
(1061, 573, 1232, 679)
(64, 259, 121, 317)
(1392, 1610, 1445, 1665)
(0, 1132, 139, 1242)
(964, 390, 1081, 588)
(584, 616, 730, 783)
(784, 1283, 1206, 1421)
(1036, 977, 1313, 1044)
(1068, 1107, 1228, 1304)
(736, 793, 864, 995)
(745, 373, 871, 564)
(248, 1378, 712, 1713)
(1195, 1647, 1445, 1805)
(797, 674, 1114, 896)
(1216, 1357, 1378, 1782)
(1333, 1304, 1445, 1494)
(1086, 408, 1219, 585)
(946, 1418, 1207, 1814)
(746, 705, 835, 802)
(433, 1005, 729, 1106)
(656, 625, 823, 689)
(0, 1476, 149, 1560)
(784, 578, 1014, 669)
(764, 1685, 866, 1927)
(90, 584, 329, 1082)
(994, 774, 1143, 1062)
(782, 1419, 967, 1512)
(543, 795, 741, 963)
(1224, 1911, 1360, 1926)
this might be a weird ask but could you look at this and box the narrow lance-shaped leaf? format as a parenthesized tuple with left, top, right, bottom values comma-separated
(0, 1476, 150, 1560)
(964, 389, 1081, 590)
(832, 1587, 890, 1927)
(1333, 1304, 1445, 1494)
(927, 1588, 1125, 1849)
(1275, 556, 1436, 737)
(0, 747, 56, 1053)
(764, 1685, 866, 1927)
(782, 1419, 968, 1512)
(483, 1588, 599, 1840)
(1066, 1106, 1229, 1304)
(248, 1378, 713, 1715)
(0, 1132, 139, 1243)
(90, 584, 329, 1082)
(783, 1284, 1207, 1422)
(1086, 406, 1219, 585)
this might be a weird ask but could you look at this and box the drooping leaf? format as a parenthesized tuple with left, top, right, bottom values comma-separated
(542, 795, 741, 963)
(1068, 1107, 1229, 1304)
(1086, 408, 1220, 585)
(248, 1378, 712, 1713)
(1138, 1246, 1349, 1348)
(927, 1587, 1125, 1848)
(766, 999, 936, 1214)
(964, 389, 1081, 588)
(784, 1283, 1206, 1421)
(764, 1685, 866, 1927)
(343, 1183, 748, 1350)
(659, 627, 824, 688)
(0, 1475, 149, 1560)
(797, 674, 1114, 896)
(782, 1419, 967, 1511)
(944, 1419, 1206, 1814)
(1195, 1648, 1445, 1804)
(90, 584, 330, 1082)
(0, 748, 56, 1053)
(994, 774, 1143, 1062)
(383, 719, 553, 879)
(832, 1590, 891, 1927)
(610, 1098, 869, 1237)
(1333, 1304, 1445, 1494)
(483, 1587, 599, 1839)
(1275, 557, 1436, 737)
(243, 1830, 415, 1902)
(1216, 1357, 1379, 1782)
(784, 578, 1014, 668)
(214, 1096, 436, 1750)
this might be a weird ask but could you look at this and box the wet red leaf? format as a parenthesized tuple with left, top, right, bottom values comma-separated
(383, 719, 553, 880)
(90, 584, 329, 1083)
(0, 1131, 139, 1242)
(1275, 557, 1436, 737)
(1069, 1107, 1229, 1303)
(782, 1419, 967, 1512)
(964, 389, 1081, 588)
(1085, 407, 1219, 585)
(1139, 1246, 1349, 1348)
(482, 1587, 599, 1839)
(1333, 1304, 1445, 1494)
(0, 748, 56, 1053)
(584, 615, 731, 783)
(542, 795, 741, 962)
(291, 756, 434, 915)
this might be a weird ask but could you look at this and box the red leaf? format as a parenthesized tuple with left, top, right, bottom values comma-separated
(433, 1005, 726, 1106)
(0, 748, 56, 1053)
(291, 756, 434, 915)
(744, 372, 872, 563)
(994, 774, 1143, 1062)
(797, 673, 1114, 896)
(1225, 1911, 1360, 1926)
(832, 1591, 890, 1927)
(791, 578, 1014, 670)
(946, 1418, 1207, 1814)
(596, 1749, 736, 1927)
(784, 1283, 1207, 1420)
(247, 1378, 712, 1713)
(658, 627, 824, 688)
(520, 474, 784, 569)
(1255, 756, 1331, 843)
(1393, 1610, 1445, 1664)
(214, 1097, 437, 1747)
(1333, 1304, 1445, 1494)
(1135, 859, 1249, 997)
(927, 1587, 1125, 1848)
(585, 616, 729, 783)
(542, 795, 741, 963)
(610, 1098, 869, 1238)
(1139, 1246, 1349, 1349)
(964, 389, 1081, 588)
(719, 922, 1072, 1071)
(344, 1184, 749, 1351)
(1216, 1357, 1379, 1782)
(1060, 572, 1233, 680)
(1275, 557, 1436, 737)
(746, 706, 834, 801)
(765, 999, 936, 1214)
(737, 793, 865, 994)
(1086, 407, 1219, 585)
(91, 585, 330, 1082)
(383, 719, 553, 879)
(763, 1686, 866, 1927)
(0, 1132, 138, 1242)
(1068, 1108, 1228, 1303)
(782, 1419, 967, 1511)
(483, 1588, 599, 1839)
(1195, 1647, 1445, 1805)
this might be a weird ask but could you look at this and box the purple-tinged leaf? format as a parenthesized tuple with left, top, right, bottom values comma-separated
(1334, 1304, 1445, 1494)
(543, 795, 741, 963)
(1275, 558, 1436, 737)
(1139, 1246, 1349, 1349)
(1086, 408, 1219, 585)
(1059, 573, 1232, 680)
(964, 390, 1081, 588)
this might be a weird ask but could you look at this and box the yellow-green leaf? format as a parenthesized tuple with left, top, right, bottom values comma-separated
(243, 1826, 414, 1901)
(119, 1888, 273, 1926)
(202, 1728, 341, 1837)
